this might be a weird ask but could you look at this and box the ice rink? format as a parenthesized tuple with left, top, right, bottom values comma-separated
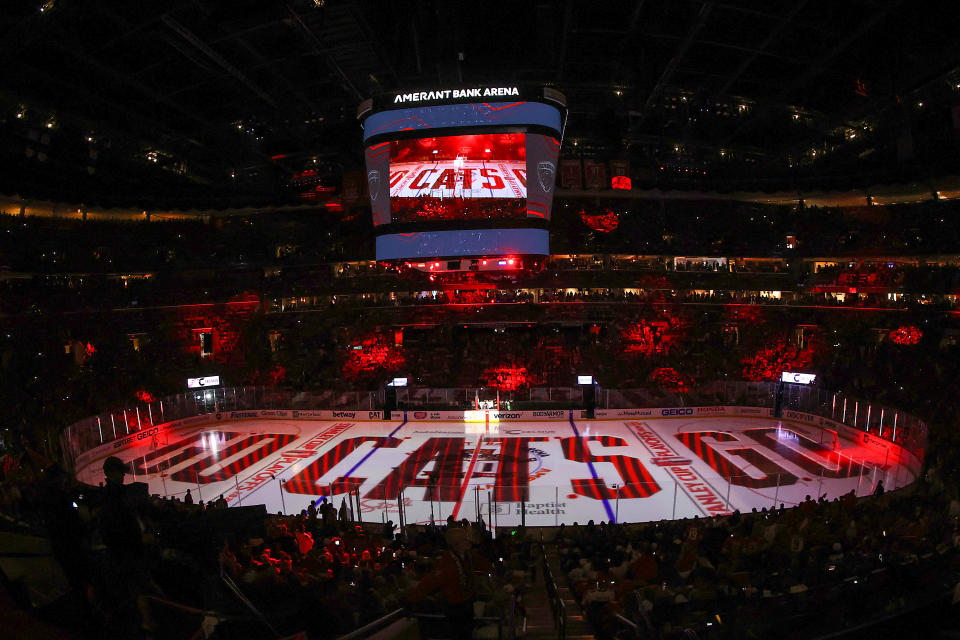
(75, 410, 917, 528)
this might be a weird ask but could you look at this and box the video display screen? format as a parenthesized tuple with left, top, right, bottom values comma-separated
(366, 132, 559, 227)
(363, 97, 564, 261)
(389, 133, 526, 223)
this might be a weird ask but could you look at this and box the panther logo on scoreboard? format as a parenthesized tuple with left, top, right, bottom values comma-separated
(537, 161, 556, 193)
(367, 170, 381, 201)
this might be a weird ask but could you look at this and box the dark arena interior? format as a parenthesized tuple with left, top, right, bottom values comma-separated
(4, 1, 960, 639)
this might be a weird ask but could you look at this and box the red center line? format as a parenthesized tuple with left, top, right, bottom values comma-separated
(451, 436, 485, 520)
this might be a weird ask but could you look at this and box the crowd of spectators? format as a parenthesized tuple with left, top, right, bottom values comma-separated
(556, 474, 960, 639)
(0, 451, 537, 639)
(389, 196, 527, 223)
(3, 411, 958, 639)
(6, 270, 959, 319)
(4, 199, 960, 636)
(551, 197, 960, 257)
(1, 336, 959, 639)
(273, 285, 959, 313)
(2, 197, 960, 276)
(5, 204, 960, 318)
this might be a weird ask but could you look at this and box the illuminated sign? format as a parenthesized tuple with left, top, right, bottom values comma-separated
(393, 87, 520, 104)
(388, 134, 528, 211)
(781, 372, 816, 385)
(611, 175, 631, 190)
(187, 376, 220, 388)
(387, 377, 408, 387)
(577, 375, 594, 385)
(373, 132, 559, 232)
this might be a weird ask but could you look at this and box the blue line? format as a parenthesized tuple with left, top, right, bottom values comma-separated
(341, 415, 408, 480)
(568, 412, 618, 524)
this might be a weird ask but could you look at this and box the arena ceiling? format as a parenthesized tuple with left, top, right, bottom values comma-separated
(1, 0, 959, 208)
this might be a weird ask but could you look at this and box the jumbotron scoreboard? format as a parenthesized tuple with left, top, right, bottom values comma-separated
(358, 86, 566, 266)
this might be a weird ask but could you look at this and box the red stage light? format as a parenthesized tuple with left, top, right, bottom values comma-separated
(889, 325, 922, 345)
(342, 334, 405, 379)
(482, 364, 544, 392)
(620, 313, 688, 357)
(650, 367, 692, 393)
(724, 304, 766, 326)
(741, 336, 820, 381)
(580, 209, 619, 232)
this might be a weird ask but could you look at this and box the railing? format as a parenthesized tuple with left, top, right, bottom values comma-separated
(336, 608, 407, 640)
(219, 559, 278, 637)
(393, 382, 926, 465)
(613, 615, 640, 639)
(605, 546, 957, 640)
(59, 386, 381, 470)
(409, 593, 516, 640)
(320, 459, 904, 530)
(61, 381, 927, 484)
(557, 596, 566, 640)
(541, 544, 565, 640)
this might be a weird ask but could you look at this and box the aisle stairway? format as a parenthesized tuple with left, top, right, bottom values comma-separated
(521, 542, 594, 640)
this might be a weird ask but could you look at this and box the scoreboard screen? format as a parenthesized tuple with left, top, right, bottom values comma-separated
(390, 133, 526, 204)
(361, 88, 565, 261)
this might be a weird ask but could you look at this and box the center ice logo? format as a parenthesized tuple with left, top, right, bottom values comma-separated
(279, 435, 662, 503)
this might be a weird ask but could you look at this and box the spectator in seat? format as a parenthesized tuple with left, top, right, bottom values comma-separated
(320, 498, 336, 530)
(96, 456, 155, 638)
(294, 524, 314, 556)
(409, 526, 478, 636)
